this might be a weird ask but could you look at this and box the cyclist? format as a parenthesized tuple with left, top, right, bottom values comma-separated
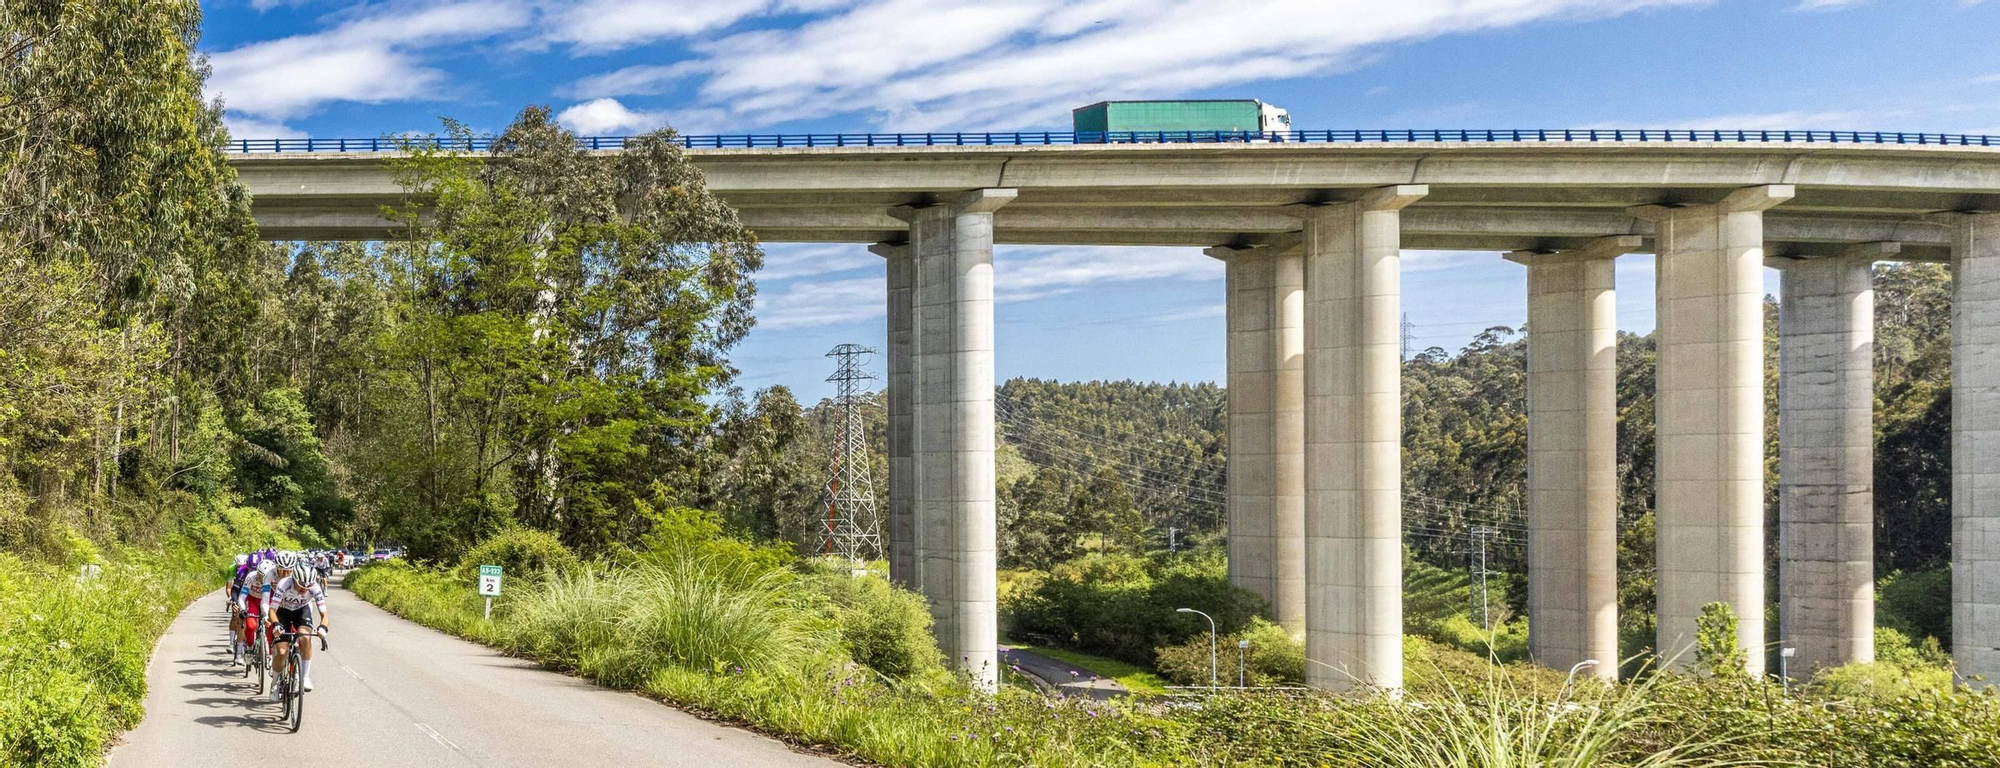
(311, 550, 331, 581)
(235, 552, 280, 667)
(227, 554, 251, 664)
(267, 560, 330, 692)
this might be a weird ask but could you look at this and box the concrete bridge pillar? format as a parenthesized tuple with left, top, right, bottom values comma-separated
(890, 189, 1015, 691)
(1774, 246, 1884, 675)
(1951, 212, 2000, 686)
(1506, 236, 1637, 680)
(1299, 185, 1426, 691)
(874, 242, 917, 589)
(1214, 244, 1307, 633)
(1632, 185, 1793, 676)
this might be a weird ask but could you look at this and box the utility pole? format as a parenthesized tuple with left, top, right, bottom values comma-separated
(1401, 312, 1415, 360)
(1471, 525, 1498, 633)
(811, 344, 883, 574)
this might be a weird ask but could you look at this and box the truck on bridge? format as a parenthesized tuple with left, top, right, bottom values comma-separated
(1071, 99, 1291, 136)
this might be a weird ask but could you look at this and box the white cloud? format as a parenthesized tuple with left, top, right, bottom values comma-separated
(757, 276, 885, 329)
(542, 0, 851, 54)
(207, 2, 529, 127)
(1588, 110, 1875, 131)
(996, 245, 1217, 302)
(1403, 250, 1498, 273)
(222, 116, 307, 141)
(554, 98, 671, 134)
(565, 0, 1706, 131)
(752, 245, 1218, 329)
(758, 243, 881, 280)
(1790, 0, 1865, 9)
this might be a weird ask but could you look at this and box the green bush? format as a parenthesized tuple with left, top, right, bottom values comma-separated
(0, 527, 235, 767)
(1004, 549, 1266, 667)
(808, 568, 943, 678)
(459, 528, 582, 583)
(1879, 566, 1951, 647)
(1155, 617, 1303, 687)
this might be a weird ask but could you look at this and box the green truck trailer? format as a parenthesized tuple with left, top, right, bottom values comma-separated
(1071, 100, 1292, 135)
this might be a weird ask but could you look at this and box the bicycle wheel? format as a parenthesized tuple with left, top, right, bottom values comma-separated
(288, 651, 305, 732)
(255, 634, 269, 695)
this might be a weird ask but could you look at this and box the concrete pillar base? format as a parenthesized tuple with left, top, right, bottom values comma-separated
(875, 242, 917, 589)
(893, 189, 1015, 691)
(1951, 213, 2000, 686)
(1508, 236, 1635, 680)
(1214, 244, 1306, 633)
(1632, 185, 1792, 677)
(1775, 246, 1882, 675)
(1301, 185, 1425, 692)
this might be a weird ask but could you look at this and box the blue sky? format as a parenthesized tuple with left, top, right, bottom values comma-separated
(200, 0, 2000, 401)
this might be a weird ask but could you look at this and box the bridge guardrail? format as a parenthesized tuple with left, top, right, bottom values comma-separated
(223, 129, 2000, 154)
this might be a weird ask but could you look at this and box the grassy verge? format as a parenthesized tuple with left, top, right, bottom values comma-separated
(0, 504, 312, 767)
(1000, 640, 1169, 696)
(348, 557, 1179, 767)
(348, 543, 2000, 767)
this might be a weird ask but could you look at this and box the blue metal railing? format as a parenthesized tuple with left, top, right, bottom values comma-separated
(222, 129, 2000, 154)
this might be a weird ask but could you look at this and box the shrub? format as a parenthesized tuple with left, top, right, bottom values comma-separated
(1879, 566, 1950, 647)
(0, 534, 222, 767)
(1156, 617, 1303, 687)
(1693, 601, 1745, 679)
(459, 528, 582, 583)
(1005, 549, 1266, 667)
(809, 569, 942, 678)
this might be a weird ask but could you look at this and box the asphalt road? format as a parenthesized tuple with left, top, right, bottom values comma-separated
(110, 573, 836, 768)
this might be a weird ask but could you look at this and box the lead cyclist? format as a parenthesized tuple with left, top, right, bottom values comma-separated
(268, 562, 330, 692)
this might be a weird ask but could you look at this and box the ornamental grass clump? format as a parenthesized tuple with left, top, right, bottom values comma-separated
(602, 552, 833, 685)
(1331, 661, 1796, 768)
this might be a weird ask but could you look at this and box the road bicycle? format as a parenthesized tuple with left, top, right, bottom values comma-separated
(273, 627, 328, 733)
(243, 615, 272, 696)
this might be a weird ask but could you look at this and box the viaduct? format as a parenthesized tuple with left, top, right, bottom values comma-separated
(227, 129, 2000, 692)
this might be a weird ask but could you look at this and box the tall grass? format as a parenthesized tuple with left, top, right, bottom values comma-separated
(498, 553, 834, 687)
(1334, 664, 1792, 768)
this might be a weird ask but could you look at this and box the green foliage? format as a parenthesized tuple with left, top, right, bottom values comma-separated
(1879, 566, 1951, 647)
(1004, 549, 1267, 668)
(0, 507, 298, 767)
(806, 568, 943, 679)
(995, 378, 1226, 565)
(1693, 601, 1747, 679)
(372, 109, 762, 556)
(1155, 617, 1304, 687)
(457, 528, 581, 583)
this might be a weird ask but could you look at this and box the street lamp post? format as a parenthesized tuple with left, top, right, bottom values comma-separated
(1177, 608, 1217, 687)
(1561, 659, 1601, 700)
(1780, 647, 1797, 695)
(1237, 638, 1249, 688)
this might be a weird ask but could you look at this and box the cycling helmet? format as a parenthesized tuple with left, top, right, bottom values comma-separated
(275, 551, 301, 571)
(295, 567, 320, 589)
(235, 554, 250, 566)
(257, 559, 277, 578)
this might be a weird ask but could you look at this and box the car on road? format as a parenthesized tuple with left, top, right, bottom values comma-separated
(372, 549, 392, 561)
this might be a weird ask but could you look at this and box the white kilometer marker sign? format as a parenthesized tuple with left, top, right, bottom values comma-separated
(477, 564, 502, 620)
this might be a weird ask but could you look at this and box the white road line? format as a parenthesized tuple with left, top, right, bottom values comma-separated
(416, 722, 463, 752)
(341, 664, 361, 679)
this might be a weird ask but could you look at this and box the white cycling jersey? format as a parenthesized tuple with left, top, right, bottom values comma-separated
(237, 565, 279, 609)
(271, 576, 326, 612)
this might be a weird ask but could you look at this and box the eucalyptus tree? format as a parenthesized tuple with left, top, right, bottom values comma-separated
(384, 108, 761, 554)
(0, 0, 258, 544)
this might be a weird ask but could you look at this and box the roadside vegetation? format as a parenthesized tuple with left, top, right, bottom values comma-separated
(354, 525, 2000, 767)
